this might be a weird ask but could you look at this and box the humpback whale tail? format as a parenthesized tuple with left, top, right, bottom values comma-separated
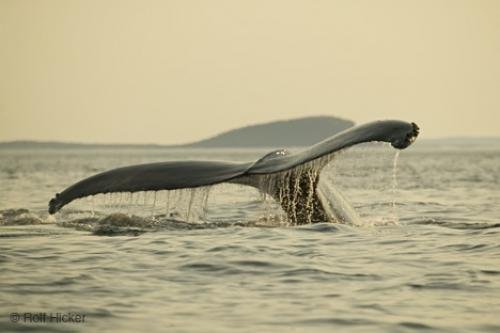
(49, 120, 419, 224)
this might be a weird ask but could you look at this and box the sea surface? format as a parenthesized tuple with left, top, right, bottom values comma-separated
(1, 143, 499, 333)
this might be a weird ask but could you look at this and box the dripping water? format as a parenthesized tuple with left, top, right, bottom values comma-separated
(165, 191, 171, 218)
(126, 192, 132, 216)
(151, 191, 157, 220)
(248, 154, 357, 225)
(118, 192, 124, 210)
(391, 150, 400, 223)
(186, 189, 196, 222)
(201, 187, 210, 219)
(90, 196, 95, 217)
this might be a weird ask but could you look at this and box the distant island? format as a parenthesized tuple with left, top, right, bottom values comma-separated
(0, 116, 355, 149)
(185, 116, 354, 148)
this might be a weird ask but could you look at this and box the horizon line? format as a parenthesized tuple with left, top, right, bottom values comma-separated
(1, 135, 500, 147)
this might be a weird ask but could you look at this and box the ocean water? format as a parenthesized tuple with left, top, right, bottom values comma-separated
(1, 144, 499, 333)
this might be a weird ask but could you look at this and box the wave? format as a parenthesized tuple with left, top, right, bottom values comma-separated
(2, 206, 499, 237)
(410, 218, 500, 230)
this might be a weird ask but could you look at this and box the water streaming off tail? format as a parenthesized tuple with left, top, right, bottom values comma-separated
(56, 142, 404, 228)
(249, 154, 335, 224)
(249, 144, 403, 226)
(67, 187, 212, 223)
(321, 143, 405, 226)
(391, 150, 401, 223)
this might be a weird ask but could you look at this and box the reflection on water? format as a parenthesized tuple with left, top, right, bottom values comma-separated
(1, 145, 500, 332)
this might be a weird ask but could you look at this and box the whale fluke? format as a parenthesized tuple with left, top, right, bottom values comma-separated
(49, 120, 419, 224)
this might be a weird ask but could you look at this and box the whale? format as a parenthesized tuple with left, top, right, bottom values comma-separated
(48, 120, 419, 224)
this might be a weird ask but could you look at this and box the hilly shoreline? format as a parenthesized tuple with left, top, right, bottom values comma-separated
(0, 116, 354, 149)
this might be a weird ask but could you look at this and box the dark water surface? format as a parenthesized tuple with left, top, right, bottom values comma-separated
(1, 145, 499, 332)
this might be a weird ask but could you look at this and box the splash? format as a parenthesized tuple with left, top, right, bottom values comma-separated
(45, 214, 56, 223)
(0, 209, 44, 225)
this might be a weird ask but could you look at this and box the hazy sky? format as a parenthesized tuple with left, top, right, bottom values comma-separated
(1, 0, 499, 144)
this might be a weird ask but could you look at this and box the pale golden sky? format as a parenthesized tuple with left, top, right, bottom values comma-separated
(1, 0, 499, 144)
